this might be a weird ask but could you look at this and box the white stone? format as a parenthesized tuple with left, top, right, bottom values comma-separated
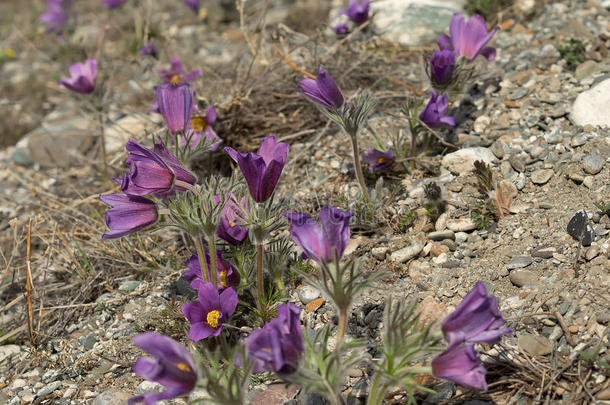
(571, 79, 610, 127)
(370, 0, 465, 46)
(441, 147, 497, 175)
(105, 115, 150, 154)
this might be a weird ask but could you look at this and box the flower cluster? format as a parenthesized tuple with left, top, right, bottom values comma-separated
(333, 0, 371, 36)
(432, 281, 513, 390)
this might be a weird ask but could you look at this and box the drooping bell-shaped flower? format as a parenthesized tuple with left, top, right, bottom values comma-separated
(419, 92, 456, 128)
(40, 0, 72, 35)
(181, 282, 238, 341)
(437, 13, 499, 61)
(217, 193, 249, 245)
(155, 83, 194, 134)
(361, 147, 395, 172)
(224, 136, 290, 203)
(182, 252, 240, 291)
(59, 58, 97, 94)
(140, 40, 157, 58)
(333, 23, 349, 36)
(299, 66, 345, 110)
(341, 0, 370, 25)
(283, 206, 354, 263)
(432, 344, 488, 391)
(157, 57, 201, 84)
(428, 50, 456, 86)
(99, 194, 158, 240)
(128, 332, 197, 404)
(246, 303, 304, 375)
(441, 281, 513, 348)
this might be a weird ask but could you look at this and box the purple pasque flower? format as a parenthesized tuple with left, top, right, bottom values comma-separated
(224, 136, 290, 203)
(419, 92, 456, 128)
(334, 23, 349, 36)
(217, 194, 249, 245)
(184, 0, 199, 12)
(40, 0, 71, 35)
(361, 146, 395, 172)
(246, 303, 304, 375)
(342, 0, 370, 25)
(155, 83, 194, 134)
(181, 282, 238, 341)
(428, 50, 456, 86)
(182, 252, 240, 290)
(299, 66, 345, 110)
(182, 105, 222, 151)
(140, 40, 157, 58)
(437, 13, 500, 62)
(441, 281, 512, 348)
(119, 140, 197, 197)
(102, 0, 125, 9)
(432, 344, 488, 391)
(283, 206, 354, 263)
(99, 194, 158, 240)
(157, 57, 201, 84)
(59, 58, 97, 94)
(128, 332, 197, 404)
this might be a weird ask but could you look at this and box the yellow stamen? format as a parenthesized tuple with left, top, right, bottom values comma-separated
(170, 74, 181, 84)
(377, 156, 390, 164)
(191, 117, 207, 132)
(206, 310, 221, 328)
(176, 362, 191, 372)
(219, 270, 228, 288)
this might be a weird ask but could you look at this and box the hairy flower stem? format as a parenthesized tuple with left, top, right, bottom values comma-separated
(349, 135, 371, 205)
(337, 307, 348, 342)
(207, 235, 218, 288)
(256, 243, 265, 311)
(194, 236, 210, 283)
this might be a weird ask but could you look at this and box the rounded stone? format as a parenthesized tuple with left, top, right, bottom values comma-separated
(582, 154, 604, 175)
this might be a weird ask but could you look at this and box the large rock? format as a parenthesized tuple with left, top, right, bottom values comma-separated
(371, 0, 465, 46)
(571, 78, 610, 127)
(23, 114, 95, 168)
(441, 147, 497, 175)
(105, 114, 150, 154)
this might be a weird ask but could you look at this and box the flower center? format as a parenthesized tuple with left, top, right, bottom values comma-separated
(206, 310, 221, 328)
(219, 270, 228, 288)
(176, 362, 191, 372)
(377, 156, 390, 164)
(191, 117, 207, 132)
(170, 74, 181, 84)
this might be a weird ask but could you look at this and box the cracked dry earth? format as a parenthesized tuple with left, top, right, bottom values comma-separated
(1, 0, 610, 404)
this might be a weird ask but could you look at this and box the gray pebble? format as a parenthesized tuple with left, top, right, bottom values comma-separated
(427, 230, 455, 241)
(531, 169, 554, 185)
(509, 270, 538, 287)
(298, 286, 321, 305)
(582, 154, 604, 175)
(507, 256, 533, 269)
(518, 334, 553, 356)
(36, 381, 62, 397)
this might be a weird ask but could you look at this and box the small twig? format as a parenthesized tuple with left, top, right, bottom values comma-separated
(386, 76, 423, 97)
(273, 45, 315, 78)
(577, 360, 596, 402)
(26, 218, 35, 347)
(554, 310, 575, 347)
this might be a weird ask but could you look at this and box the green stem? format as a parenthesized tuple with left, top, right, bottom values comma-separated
(410, 126, 417, 172)
(194, 236, 209, 283)
(337, 307, 348, 342)
(256, 243, 265, 311)
(367, 375, 387, 405)
(208, 234, 218, 288)
(349, 135, 371, 205)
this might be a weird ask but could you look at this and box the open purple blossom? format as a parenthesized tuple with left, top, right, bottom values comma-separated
(432, 344, 488, 391)
(99, 194, 158, 240)
(59, 58, 97, 94)
(442, 281, 512, 348)
(181, 282, 238, 341)
(102, 0, 125, 9)
(361, 147, 395, 172)
(184, 0, 199, 12)
(128, 332, 197, 404)
(40, 0, 71, 35)
(341, 0, 370, 25)
(246, 303, 304, 375)
(157, 57, 201, 84)
(217, 194, 249, 245)
(283, 206, 354, 263)
(224, 136, 290, 203)
(437, 13, 499, 61)
(140, 40, 157, 58)
(118, 140, 196, 197)
(183, 252, 240, 291)
(428, 50, 456, 86)
(419, 92, 456, 128)
(334, 23, 349, 36)
(299, 66, 344, 110)
(182, 105, 221, 151)
(155, 83, 194, 134)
